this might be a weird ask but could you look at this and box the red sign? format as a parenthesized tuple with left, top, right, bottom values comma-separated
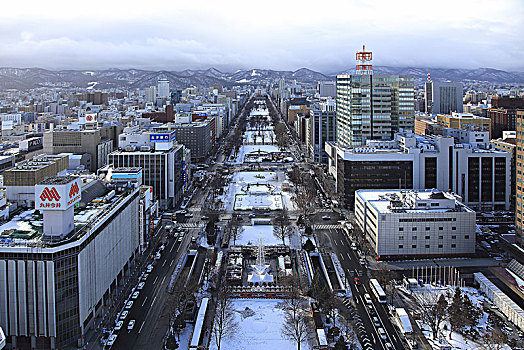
(40, 187, 61, 202)
(69, 182, 79, 198)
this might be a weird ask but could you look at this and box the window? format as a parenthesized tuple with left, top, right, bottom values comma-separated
(412, 245, 417, 249)
(398, 244, 403, 249)
(399, 227, 404, 231)
(451, 244, 456, 248)
(412, 227, 417, 231)
(438, 244, 443, 248)
(439, 236, 443, 239)
(465, 235, 470, 239)
(452, 227, 456, 230)
(425, 244, 430, 248)
(439, 227, 443, 230)
(399, 236, 404, 240)
(425, 227, 430, 231)
(425, 236, 430, 240)
(431, 203, 439, 207)
(412, 236, 417, 240)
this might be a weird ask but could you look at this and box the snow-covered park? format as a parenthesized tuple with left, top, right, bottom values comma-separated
(233, 145, 280, 163)
(209, 299, 312, 350)
(222, 171, 295, 211)
(232, 225, 285, 246)
(243, 130, 276, 145)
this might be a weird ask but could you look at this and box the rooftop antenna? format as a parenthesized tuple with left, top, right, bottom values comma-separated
(356, 45, 373, 75)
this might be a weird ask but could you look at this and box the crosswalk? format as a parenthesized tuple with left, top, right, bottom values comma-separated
(312, 224, 342, 230)
(178, 222, 205, 229)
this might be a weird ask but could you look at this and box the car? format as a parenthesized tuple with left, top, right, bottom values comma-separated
(191, 237, 197, 243)
(185, 213, 193, 218)
(159, 244, 165, 251)
(201, 215, 209, 220)
(367, 304, 376, 315)
(146, 265, 153, 273)
(364, 293, 372, 304)
(351, 243, 358, 251)
(378, 327, 387, 340)
(106, 334, 117, 346)
(131, 291, 140, 299)
(155, 252, 161, 260)
(385, 342, 393, 349)
(142, 273, 149, 281)
(137, 282, 145, 290)
(128, 320, 136, 330)
(249, 213, 256, 218)
(120, 311, 129, 320)
(354, 277, 361, 285)
(114, 320, 124, 331)
(373, 316, 380, 327)
(322, 215, 331, 220)
(360, 258, 366, 265)
(178, 236, 183, 242)
(125, 301, 133, 309)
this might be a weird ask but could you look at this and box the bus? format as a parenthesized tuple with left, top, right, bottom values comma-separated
(369, 278, 387, 304)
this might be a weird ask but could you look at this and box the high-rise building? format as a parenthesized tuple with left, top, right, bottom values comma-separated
(145, 86, 157, 103)
(157, 78, 170, 99)
(515, 111, 524, 245)
(336, 74, 415, 147)
(425, 81, 463, 114)
(487, 96, 524, 139)
(317, 81, 336, 98)
(307, 100, 336, 163)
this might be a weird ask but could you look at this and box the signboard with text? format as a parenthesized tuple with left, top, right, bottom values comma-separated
(35, 178, 82, 210)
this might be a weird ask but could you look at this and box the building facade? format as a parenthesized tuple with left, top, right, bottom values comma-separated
(515, 110, 524, 245)
(326, 130, 511, 211)
(355, 189, 475, 259)
(307, 100, 337, 163)
(336, 74, 415, 147)
(425, 81, 463, 114)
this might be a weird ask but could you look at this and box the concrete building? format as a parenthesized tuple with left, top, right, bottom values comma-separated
(145, 86, 157, 103)
(109, 130, 190, 208)
(491, 132, 517, 208)
(0, 176, 142, 349)
(414, 116, 443, 136)
(307, 100, 336, 163)
(336, 74, 415, 147)
(43, 126, 122, 172)
(355, 189, 475, 259)
(157, 78, 170, 99)
(515, 110, 524, 245)
(425, 81, 463, 114)
(3, 154, 69, 207)
(326, 130, 511, 210)
(317, 81, 336, 98)
(170, 120, 213, 162)
(436, 112, 491, 136)
(487, 97, 524, 139)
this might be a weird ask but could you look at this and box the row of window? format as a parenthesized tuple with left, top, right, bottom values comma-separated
(399, 226, 456, 231)
(398, 235, 469, 240)
(398, 218, 457, 222)
(398, 244, 459, 249)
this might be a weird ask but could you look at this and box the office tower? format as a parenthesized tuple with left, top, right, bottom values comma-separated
(145, 86, 157, 103)
(515, 111, 524, 245)
(317, 81, 336, 98)
(157, 78, 170, 99)
(488, 96, 524, 139)
(336, 46, 415, 147)
(424, 79, 463, 115)
(307, 100, 336, 162)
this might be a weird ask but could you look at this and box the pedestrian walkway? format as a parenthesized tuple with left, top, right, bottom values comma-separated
(178, 222, 205, 229)
(313, 224, 342, 230)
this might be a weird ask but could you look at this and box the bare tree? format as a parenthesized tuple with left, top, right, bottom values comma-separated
(414, 291, 448, 340)
(273, 209, 292, 246)
(480, 328, 508, 350)
(281, 292, 312, 350)
(212, 288, 238, 350)
(227, 220, 244, 246)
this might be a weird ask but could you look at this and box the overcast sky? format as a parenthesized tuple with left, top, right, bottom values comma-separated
(0, 0, 522, 73)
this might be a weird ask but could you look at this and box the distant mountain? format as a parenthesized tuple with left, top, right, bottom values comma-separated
(0, 66, 522, 90)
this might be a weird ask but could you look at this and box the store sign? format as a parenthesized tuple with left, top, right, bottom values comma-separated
(35, 178, 82, 210)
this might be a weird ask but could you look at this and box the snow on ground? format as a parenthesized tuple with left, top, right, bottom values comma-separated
(222, 171, 295, 211)
(243, 130, 276, 145)
(234, 225, 285, 246)
(234, 145, 280, 163)
(177, 322, 195, 349)
(410, 284, 512, 350)
(209, 299, 311, 350)
(234, 193, 283, 211)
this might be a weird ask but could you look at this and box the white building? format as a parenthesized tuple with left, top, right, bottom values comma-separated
(0, 113, 22, 126)
(355, 189, 476, 259)
(325, 130, 511, 211)
(157, 79, 170, 99)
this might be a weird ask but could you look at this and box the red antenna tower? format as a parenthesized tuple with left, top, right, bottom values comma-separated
(427, 72, 431, 82)
(356, 45, 373, 75)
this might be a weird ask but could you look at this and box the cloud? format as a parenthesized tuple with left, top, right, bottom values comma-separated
(0, 0, 522, 72)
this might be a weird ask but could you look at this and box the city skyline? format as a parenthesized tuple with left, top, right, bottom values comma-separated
(0, 0, 522, 72)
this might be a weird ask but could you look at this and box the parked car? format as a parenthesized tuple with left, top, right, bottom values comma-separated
(125, 301, 133, 309)
(120, 311, 129, 320)
(137, 282, 145, 290)
(146, 265, 153, 273)
(106, 334, 117, 346)
(131, 291, 140, 299)
(114, 321, 123, 331)
(128, 320, 136, 330)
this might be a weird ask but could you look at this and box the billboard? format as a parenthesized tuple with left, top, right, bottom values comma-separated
(35, 178, 82, 210)
(149, 131, 176, 143)
(85, 113, 97, 123)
